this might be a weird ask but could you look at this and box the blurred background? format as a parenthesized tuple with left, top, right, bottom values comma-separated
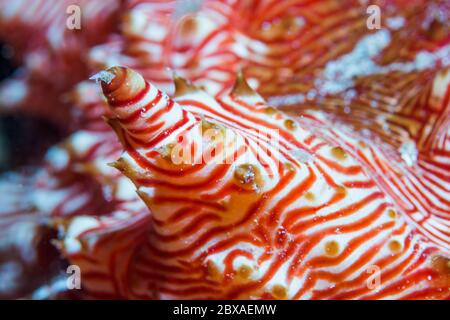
(0, 43, 62, 173)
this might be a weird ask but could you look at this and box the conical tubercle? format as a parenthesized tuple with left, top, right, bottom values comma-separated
(228, 73, 264, 106)
(173, 74, 201, 97)
(95, 66, 197, 148)
(94, 68, 281, 209)
(231, 73, 256, 96)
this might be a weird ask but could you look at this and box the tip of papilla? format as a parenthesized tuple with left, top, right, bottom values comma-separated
(173, 74, 200, 97)
(108, 157, 128, 173)
(89, 66, 132, 94)
(89, 69, 116, 85)
(107, 160, 122, 170)
(91, 66, 146, 106)
(231, 72, 258, 97)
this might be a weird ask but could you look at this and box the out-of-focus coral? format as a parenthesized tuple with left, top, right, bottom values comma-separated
(89, 0, 239, 96)
(0, 0, 121, 124)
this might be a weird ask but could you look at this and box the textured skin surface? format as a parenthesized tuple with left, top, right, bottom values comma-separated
(0, 0, 448, 299)
(59, 66, 450, 299)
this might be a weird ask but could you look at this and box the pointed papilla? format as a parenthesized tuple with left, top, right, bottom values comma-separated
(173, 74, 200, 97)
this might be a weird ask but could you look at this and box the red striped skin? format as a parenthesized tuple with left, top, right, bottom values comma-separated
(57, 66, 450, 300)
(0, 0, 449, 300)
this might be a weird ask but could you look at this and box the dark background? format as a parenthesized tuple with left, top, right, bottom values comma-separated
(0, 43, 61, 172)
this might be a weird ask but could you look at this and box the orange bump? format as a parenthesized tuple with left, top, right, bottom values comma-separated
(305, 192, 315, 201)
(331, 146, 347, 160)
(284, 119, 297, 130)
(432, 256, 450, 275)
(389, 240, 402, 253)
(358, 141, 367, 148)
(325, 240, 339, 256)
(271, 285, 287, 299)
(201, 119, 224, 136)
(426, 19, 447, 42)
(335, 185, 347, 195)
(263, 107, 277, 115)
(237, 265, 252, 280)
(179, 15, 198, 35)
(388, 209, 397, 219)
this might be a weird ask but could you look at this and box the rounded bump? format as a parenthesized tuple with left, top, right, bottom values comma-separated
(325, 240, 339, 256)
